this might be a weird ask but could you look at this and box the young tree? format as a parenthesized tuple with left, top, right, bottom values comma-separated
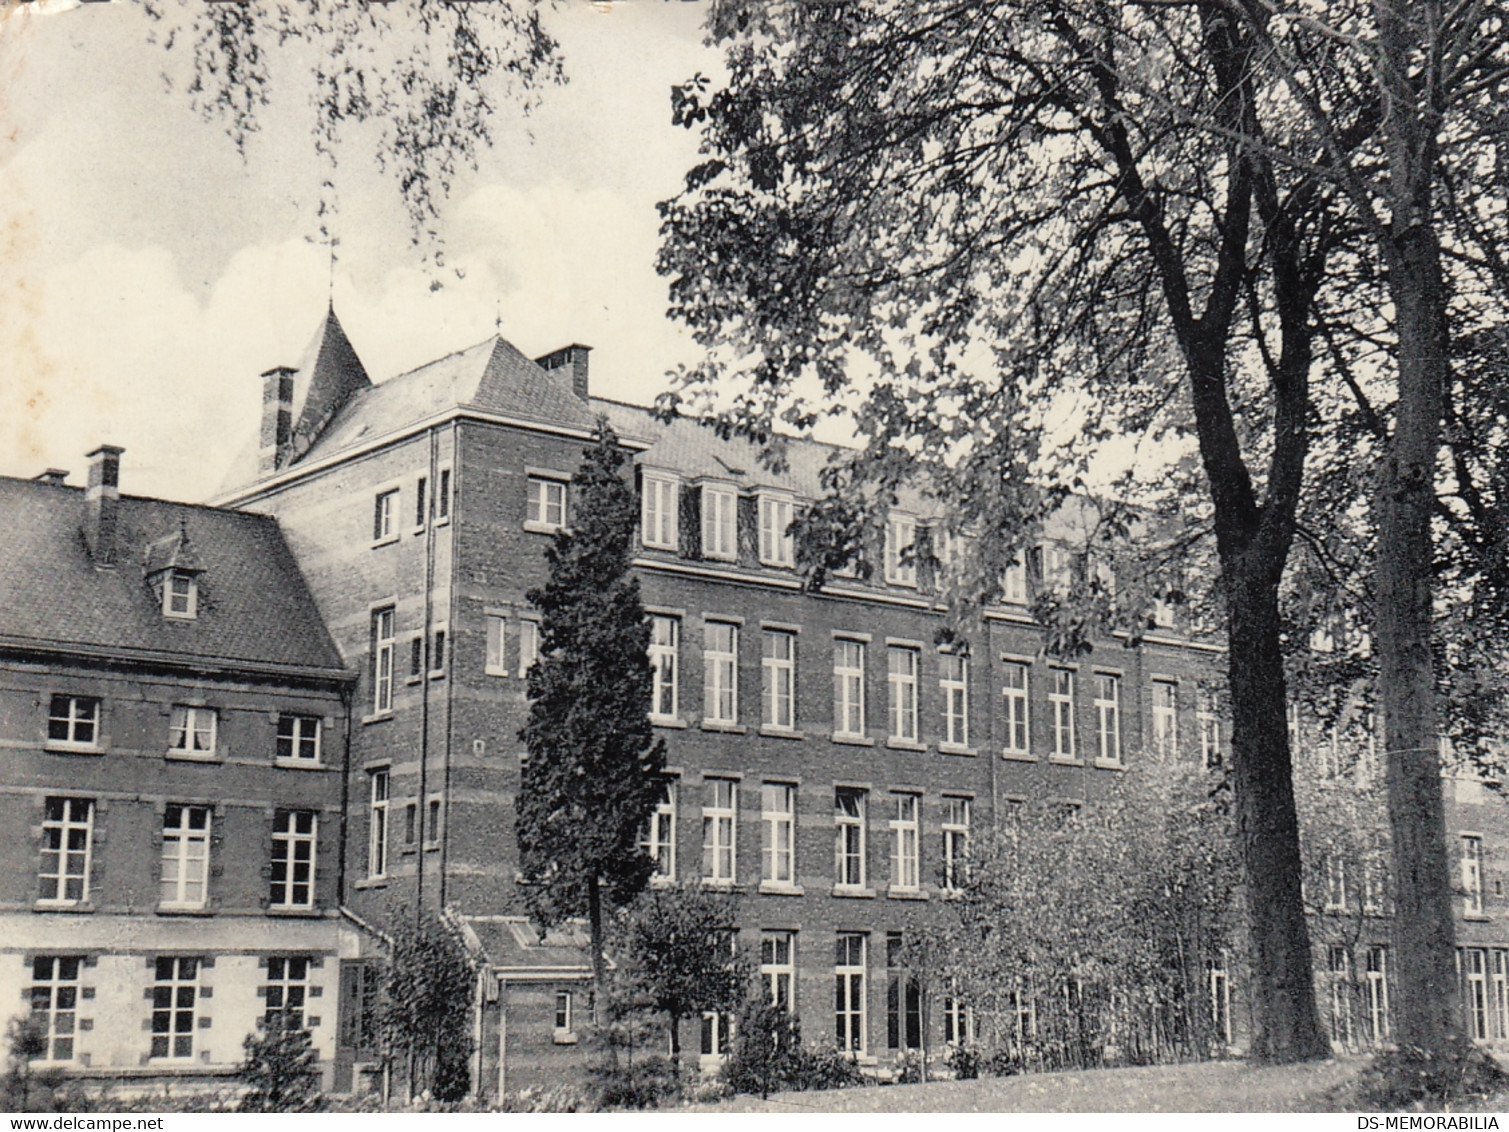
(517, 421, 668, 1023)
(380, 911, 476, 1101)
(237, 1018, 322, 1113)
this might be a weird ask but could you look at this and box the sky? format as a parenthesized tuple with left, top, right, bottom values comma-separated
(0, 0, 718, 501)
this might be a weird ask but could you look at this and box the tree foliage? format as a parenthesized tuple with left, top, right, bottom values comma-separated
(237, 1017, 322, 1113)
(380, 911, 476, 1102)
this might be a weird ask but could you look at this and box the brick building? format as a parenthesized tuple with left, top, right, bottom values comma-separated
(0, 446, 378, 1093)
(213, 309, 1224, 1093)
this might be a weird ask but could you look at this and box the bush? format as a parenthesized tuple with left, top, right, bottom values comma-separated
(984, 1044, 1026, 1078)
(787, 1045, 868, 1092)
(1353, 1041, 1508, 1111)
(590, 1055, 679, 1110)
(238, 1020, 322, 1112)
(499, 1084, 593, 1112)
(723, 997, 804, 1098)
(946, 1042, 982, 1080)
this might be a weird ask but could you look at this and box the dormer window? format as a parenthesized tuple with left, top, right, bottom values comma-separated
(701, 484, 738, 562)
(164, 571, 198, 619)
(758, 492, 795, 568)
(884, 515, 918, 587)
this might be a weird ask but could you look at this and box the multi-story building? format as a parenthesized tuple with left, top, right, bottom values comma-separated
(213, 309, 1222, 1093)
(0, 446, 376, 1093)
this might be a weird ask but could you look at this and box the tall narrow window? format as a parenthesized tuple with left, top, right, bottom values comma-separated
(48, 695, 100, 749)
(265, 956, 310, 1032)
(701, 485, 737, 561)
(277, 715, 321, 762)
(1366, 945, 1390, 1044)
(414, 476, 428, 528)
(1002, 662, 1029, 756)
(168, 706, 217, 756)
(835, 934, 867, 1054)
(519, 620, 540, 677)
(271, 810, 317, 909)
(762, 630, 795, 730)
(372, 608, 395, 715)
(150, 957, 198, 1060)
(890, 793, 920, 891)
(887, 933, 922, 1051)
(761, 783, 796, 887)
(639, 778, 677, 881)
(1328, 946, 1354, 1047)
(944, 988, 974, 1047)
(1152, 680, 1179, 758)
(373, 490, 397, 542)
(1324, 854, 1348, 913)
(942, 796, 970, 891)
(1049, 668, 1076, 760)
(1465, 948, 1490, 1040)
(29, 957, 80, 1063)
(884, 516, 917, 586)
(1198, 692, 1222, 768)
(555, 991, 574, 1034)
(759, 493, 795, 567)
(834, 788, 867, 889)
(833, 639, 866, 738)
(527, 476, 567, 530)
(701, 778, 737, 884)
(1209, 951, 1232, 1045)
(485, 616, 507, 677)
(1462, 835, 1485, 916)
(703, 621, 738, 724)
(368, 771, 389, 880)
(887, 646, 919, 743)
(160, 804, 211, 909)
(1094, 674, 1121, 765)
(435, 467, 451, 521)
(1001, 553, 1028, 605)
(940, 653, 969, 748)
(39, 797, 92, 905)
(641, 475, 678, 550)
(761, 931, 795, 1010)
(649, 616, 679, 720)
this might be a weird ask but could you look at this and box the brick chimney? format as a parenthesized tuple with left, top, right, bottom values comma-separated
(34, 469, 69, 485)
(259, 365, 297, 474)
(535, 344, 592, 403)
(84, 445, 124, 567)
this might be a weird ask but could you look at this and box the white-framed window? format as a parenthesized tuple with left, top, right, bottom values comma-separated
(435, 466, 452, 522)
(890, 793, 920, 891)
(373, 489, 398, 543)
(942, 796, 970, 891)
(163, 571, 198, 619)
(1465, 947, 1490, 1040)
(639, 778, 677, 881)
(1366, 945, 1390, 1044)
(264, 956, 310, 1032)
(762, 630, 796, 730)
(761, 931, 795, 1011)
(168, 706, 217, 757)
(1094, 674, 1121, 765)
(701, 1008, 734, 1059)
(276, 715, 321, 763)
(833, 639, 866, 738)
(1002, 662, 1029, 756)
(887, 645, 920, 743)
(649, 615, 679, 720)
(943, 990, 975, 1047)
(1152, 680, 1179, 758)
(1001, 553, 1028, 605)
(368, 770, 389, 880)
(271, 809, 317, 909)
(150, 957, 199, 1060)
(1036, 543, 1072, 591)
(372, 608, 395, 715)
(835, 788, 866, 889)
(39, 797, 93, 904)
(1209, 950, 1232, 1046)
(641, 474, 679, 550)
(1324, 853, 1348, 913)
(485, 616, 507, 677)
(835, 933, 867, 1054)
(941, 652, 969, 748)
(47, 695, 100, 749)
(884, 515, 918, 587)
(1328, 946, 1354, 1046)
(29, 957, 81, 1064)
(1494, 951, 1509, 1042)
(1049, 668, 1076, 760)
(1462, 835, 1485, 916)
(160, 804, 210, 909)
(555, 990, 575, 1036)
(703, 621, 738, 724)
(1198, 692, 1222, 768)
(527, 475, 567, 530)
(702, 778, 737, 884)
(519, 619, 540, 678)
(762, 782, 796, 886)
(887, 933, 922, 1051)
(758, 493, 795, 567)
(701, 484, 738, 561)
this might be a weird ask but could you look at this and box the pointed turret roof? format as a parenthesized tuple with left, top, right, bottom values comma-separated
(286, 305, 372, 464)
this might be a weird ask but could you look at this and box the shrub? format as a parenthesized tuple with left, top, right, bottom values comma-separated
(984, 1044, 1026, 1078)
(946, 1042, 982, 1080)
(722, 997, 804, 1098)
(590, 1055, 679, 1110)
(787, 1045, 868, 1092)
(237, 1019, 322, 1112)
(1353, 1041, 1508, 1111)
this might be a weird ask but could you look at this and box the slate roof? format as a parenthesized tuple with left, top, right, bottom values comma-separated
(460, 916, 592, 973)
(0, 477, 348, 676)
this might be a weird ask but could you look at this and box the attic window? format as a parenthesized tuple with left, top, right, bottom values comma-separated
(164, 571, 198, 620)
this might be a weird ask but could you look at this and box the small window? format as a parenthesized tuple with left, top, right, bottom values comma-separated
(555, 990, 574, 1034)
(163, 571, 198, 619)
(885, 515, 918, 587)
(426, 797, 442, 848)
(415, 476, 428, 529)
(486, 616, 507, 677)
(527, 476, 567, 531)
(373, 490, 398, 543)
(519, 620, 540, 678)
(48, 695, 100, 749)
(701, 485, 738, 561)
(642, 474, 679, 550)
(436, 467, 452, 522)
(1001, 554, 1028, 605)
(403, 801, 418, 847)
(758, 493, 795, 567)
(409, 637, 424, 682)
(430, 628, 447, 678)
(277, 715, 322, 763)
(168, 706, 218, 757)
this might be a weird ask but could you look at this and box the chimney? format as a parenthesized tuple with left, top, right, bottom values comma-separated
(34, 469, 69, 485)
(535, 344, 592, 403)
(84, 445, 124, 567)
(259, 365, 297, 474)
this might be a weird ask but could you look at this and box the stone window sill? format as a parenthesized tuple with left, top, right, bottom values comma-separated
(832, 734, 876, 747)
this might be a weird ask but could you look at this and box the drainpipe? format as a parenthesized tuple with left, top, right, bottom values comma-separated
(416, 426, 438, 919)
(439, 419, 460, 907)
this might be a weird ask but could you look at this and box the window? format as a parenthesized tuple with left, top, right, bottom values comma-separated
(519, 620, 540, 677)
(702, 778, 737, 884)
(403, 801, 418, 848)
(373, 489, 398, 542)
(1363, 855, 1387, 916)
(48, 695, 99, 749)
(641, 474, 678, 550)
(371, 608, 395, 715)
(1209, 951, 1232, 1046)
(703, 622, 738, 724)
(1036, 543, 1072, 591)
(409, 636, 424, 682)
(884, 515, 917, 587)
(1198, 693, 1222, 768)
(639, 779, 677, 881)
(887, 933, 921, 1051)
(1324, 854, 1348, 913)
(1049, 668, 1076, 760)
(649, 616, 679, 719)
(1465, 948, 1490, 1040)
(1152, 681, 1179, 758)
(1366, 946, 1390, 1044)
(759, 493, 795, 567)
(1094, 674, 1121, 765)
(555, 990, 574, 1034)
(435, 467, 451, 521)
(944, 989, 974, 1047)
(429, 628, 447, 677)
(942, 797, 970, 891)
(1494, 951, 1509, 1042)
(761, 783, 796, 887)
(834, 788, 867, 889)
(265, 956, 310, 1033)
(1002, 662, 1030, 756)
(168, 706, 217, 756)
(701, 1009, 734, 1059)
(762, 630, 795, 730)
(415, 476, 428, 528)
(426, 797, 442, 849)
(271, 810, 317, 909)
(160, 805, 210, 909)
(150, 957, 198, 1060)
(835, 934, 867, 1054)
(890, 793, 920, 891)
(701, 485, 737, 561)
(1328, 946, 1354, 1046)
(29, 957, 80, 1063)
(834, 640, 867, 738)
(1462, 835, 1485, 916)
(887, 646, 920, 743)
(163, 571, 197, 619)
(368, 771, 389, 880)
(39, 797, 92, 904)
(1001, 553, 1028, 605)
(485, 616, 507, 676)
(941, 653, 969, 748)
(761, 931, 795, 1010)
(527, 476, 567, 530)
(276, 715, 321, 762)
